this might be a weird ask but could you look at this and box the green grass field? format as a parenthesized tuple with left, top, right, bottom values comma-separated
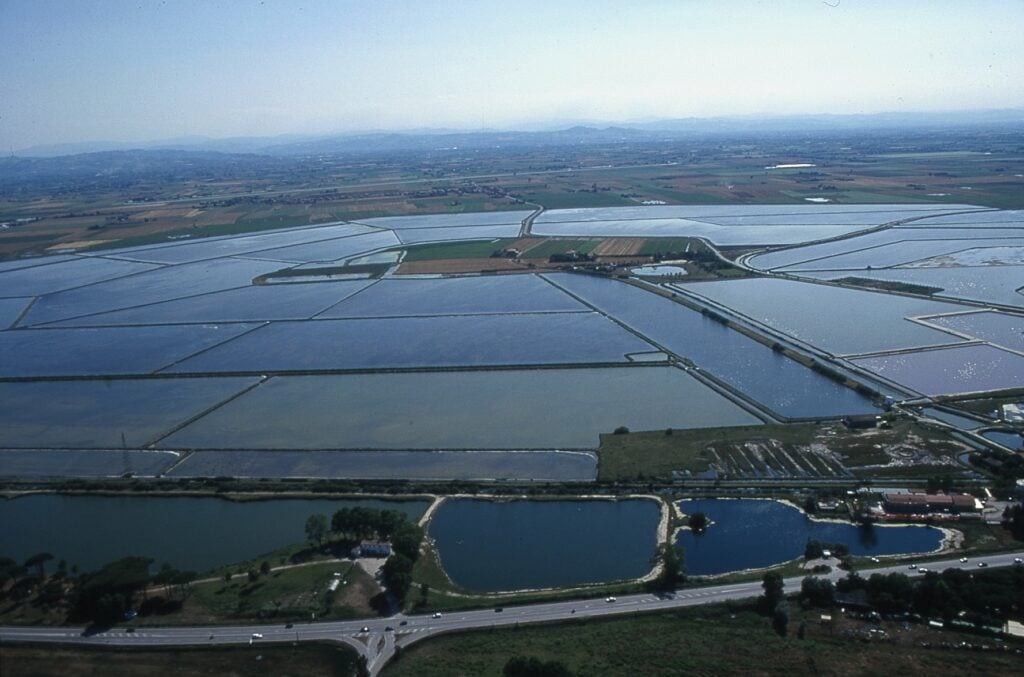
(187, 561, 373, 622)
(383, 602, 1023, 676)
(1, 643, 358, 677)
(398, 238, 518, 261)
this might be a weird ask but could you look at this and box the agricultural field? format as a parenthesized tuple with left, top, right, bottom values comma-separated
(597, 420, 976, 482)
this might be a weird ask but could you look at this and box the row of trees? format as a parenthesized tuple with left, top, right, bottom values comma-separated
(2, 552, 197, 626)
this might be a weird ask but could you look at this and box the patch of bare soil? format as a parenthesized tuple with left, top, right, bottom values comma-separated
(592, 237, 645, 256)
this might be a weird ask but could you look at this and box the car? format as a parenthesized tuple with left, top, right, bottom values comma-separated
(605, 596, 617, 603)
(399, 620, 408, 626)
(978, 561, 988, 568)
(869, 557, 879, 563)
(360, 626, 369, 633)
(959, 557, 969, 563)
(494, 607, 503, 613)
(432, 612, 442, 619)
(1015, 557, 1023, 564)
(125, 628, 135, 633)
(917, 567, 929, 573)
(251, 633, 263, 639)
(285, 623, 293, 629)
(908, 564, 917, 570)
(385, 626, 394, 632)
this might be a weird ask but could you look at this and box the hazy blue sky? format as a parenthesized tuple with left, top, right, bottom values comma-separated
(2, 0, 1022, 150)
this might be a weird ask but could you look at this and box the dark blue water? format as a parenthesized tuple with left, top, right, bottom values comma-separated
(983, 430, 1023, 451)
(676, 499, 943, 576)
(429, 499, 659, 592)
(547, 274, 876, 419)
(0, 494, 429, 573)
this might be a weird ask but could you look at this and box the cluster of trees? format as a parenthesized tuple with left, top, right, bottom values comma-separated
(2, 552, 198, 626)
(803, 539, 849, 560)
(302, 508, 425, 602)
(381, 522, 425, 602)
(1002, 502, 1024, 540)
(835, 567, 1024, 624)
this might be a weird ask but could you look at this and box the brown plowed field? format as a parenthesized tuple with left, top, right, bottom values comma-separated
(507, 237, 545, 254)
(592, 237, 645, 256)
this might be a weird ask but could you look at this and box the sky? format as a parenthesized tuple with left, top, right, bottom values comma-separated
(2, 0, 1023, 151)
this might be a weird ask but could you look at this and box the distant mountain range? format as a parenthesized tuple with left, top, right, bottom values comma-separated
(11, 109, 1024, 159)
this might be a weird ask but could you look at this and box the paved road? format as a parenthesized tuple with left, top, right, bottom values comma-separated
(3, 550, 1022, 675)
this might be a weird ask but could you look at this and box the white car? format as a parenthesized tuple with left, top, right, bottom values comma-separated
(432, 612, 442, 619)
(605, 596, 617, 603)
(1015, 557, 1023, 564)
(251, 633, 263, 639)
(959, 557, 968, 563)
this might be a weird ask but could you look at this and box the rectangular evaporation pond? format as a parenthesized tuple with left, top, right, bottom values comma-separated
(167, 449, 597, 481)
(111, 223, 376, 264)
(534, 204, 978, 224)
(0, 377, 260, 449)
(0, 323, 261, 377)
(0, 449, 180, 478)
(904, 210, 1024, 226)
(319, 274, 585, 318)
(165, 313, 655, 372)
(395, 224, 521, 244)
(850, 344, 1024, 397)
(0, 298, 31, 329)
(17, 257, 276, 326)
(680, 278, 968, 356)
(531, 219, 869, 246)
(247, 230, 400, 263)
(749, 228, 1024, 271)
(800, 268, 1024, 310)
(918, 311, 1024, 352)
(158, 367, 761, 450)
(545, 273, 876, 419)
(780, 238, 1024, 272)
(0, 254, 78, 274)
(50, 280, 374, 327)
(695, 210, 968, 226)
(358, 210, 532, 230)
(0, 256, 160, 297)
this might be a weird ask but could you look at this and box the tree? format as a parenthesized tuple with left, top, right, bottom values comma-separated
(391, 522, 424, 561)
(24, 552, 54, 579)
(688, 512, 708, 533)
(804, 539, 824, 560)
(382, 553, 414, 601)
(260, 560, 271, 575)
(761, 572, 785, 613)
(73, 556, 153, 624)
(800, 576, 835, 608)
(772, 601, 789, 636)
(305, 513, 328, 546)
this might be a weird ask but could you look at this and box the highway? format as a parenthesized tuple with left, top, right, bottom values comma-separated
(3, 550, 1022, 675)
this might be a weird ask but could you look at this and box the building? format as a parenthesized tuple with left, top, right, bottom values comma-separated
(351, 540, 392, 558)
(881, 491, 982, 516)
